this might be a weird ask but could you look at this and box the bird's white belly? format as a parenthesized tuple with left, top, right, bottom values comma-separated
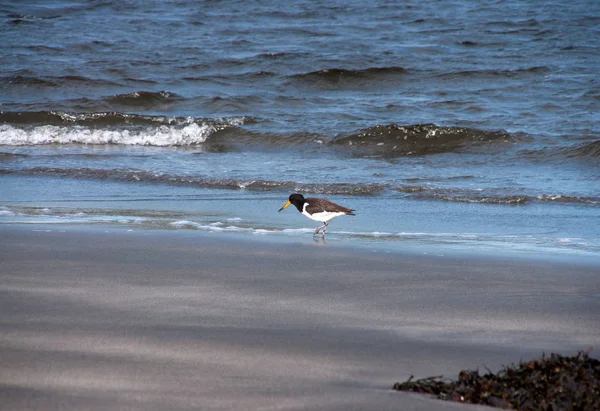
(301, 207, 346, 223)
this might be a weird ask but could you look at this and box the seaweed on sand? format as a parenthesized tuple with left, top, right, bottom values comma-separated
(393, 350, 600, 410)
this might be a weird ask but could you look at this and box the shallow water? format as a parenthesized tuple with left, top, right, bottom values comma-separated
(1, 0, 599, 256)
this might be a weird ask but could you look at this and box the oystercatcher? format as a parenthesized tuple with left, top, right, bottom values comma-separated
(278, 193, 355, 237)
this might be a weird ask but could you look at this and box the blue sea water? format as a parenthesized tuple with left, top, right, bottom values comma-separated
(1, 0, 599, 256)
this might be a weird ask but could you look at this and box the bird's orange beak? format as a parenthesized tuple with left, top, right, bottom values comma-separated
(278, 200, 291, 212)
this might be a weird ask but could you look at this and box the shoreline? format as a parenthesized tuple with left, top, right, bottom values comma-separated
(1, 225, 599, 410)
(4, 221, 600, 266)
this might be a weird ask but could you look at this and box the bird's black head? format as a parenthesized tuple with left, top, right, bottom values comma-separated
(278, 193, 306, 212)
(288, 193, 305, 205)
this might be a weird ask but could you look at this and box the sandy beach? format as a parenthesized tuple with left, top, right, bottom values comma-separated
(1, 226, 599, 410)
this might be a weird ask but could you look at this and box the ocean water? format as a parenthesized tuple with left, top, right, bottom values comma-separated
(1, 0, 599, 256)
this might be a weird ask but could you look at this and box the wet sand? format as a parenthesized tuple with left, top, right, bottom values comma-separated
(1, 227, 599, 410)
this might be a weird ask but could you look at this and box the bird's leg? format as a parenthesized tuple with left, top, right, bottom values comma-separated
(314, 223, 326, 236)
(314, 222, 328, 238)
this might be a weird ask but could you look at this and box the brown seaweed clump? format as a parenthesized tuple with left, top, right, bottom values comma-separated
(393, 351, 600, 410)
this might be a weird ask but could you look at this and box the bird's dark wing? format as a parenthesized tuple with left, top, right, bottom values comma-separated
(305, 198, 355, 215)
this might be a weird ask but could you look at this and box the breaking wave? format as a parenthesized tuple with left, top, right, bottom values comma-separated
(330, 123, 515, 157)
(2, 113, 517, 156)
(1, 123, 217, 146)
(0, 111, 251, 146)
(0, 110, 250, 128)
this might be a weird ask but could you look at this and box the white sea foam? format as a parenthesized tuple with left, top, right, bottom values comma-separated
(168, 221, 318, 235)
(169, 220, 253, 233)
(0, 123, 217, 146)
(170, 220, 203, 228)
(281, 228, 315, 234)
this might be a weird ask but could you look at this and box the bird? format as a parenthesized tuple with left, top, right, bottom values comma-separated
(278, 193, 355, 237)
